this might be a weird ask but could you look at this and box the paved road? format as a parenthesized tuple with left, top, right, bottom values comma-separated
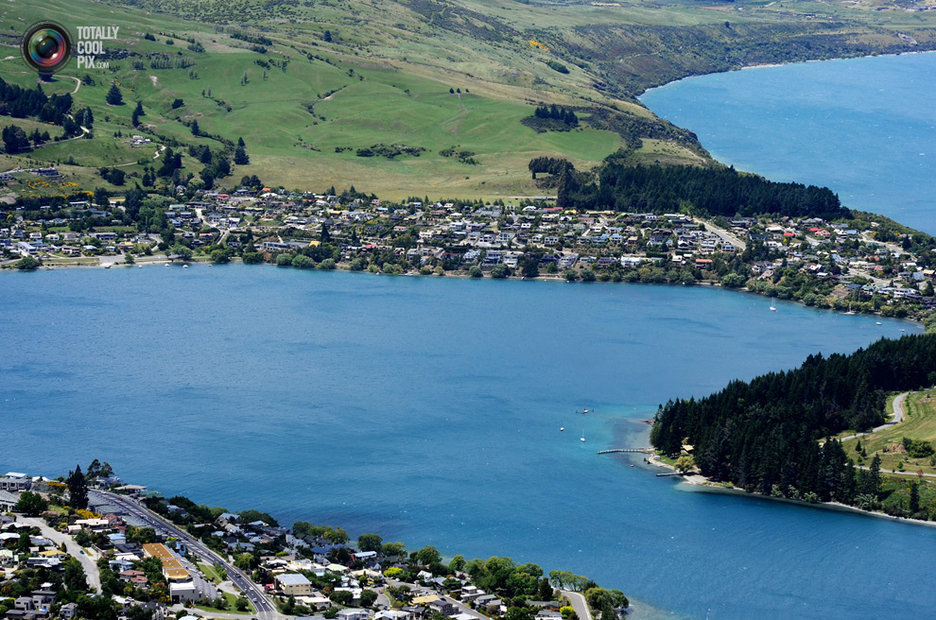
(691, 216, 747, 252)
(858, 466, 936, 478)
(91, 490, 283, 620)
(560, 590, 592, 620)
(891, 391, 909, 425)
(840, 391, 910, 442)
(21, 517, 101, 593)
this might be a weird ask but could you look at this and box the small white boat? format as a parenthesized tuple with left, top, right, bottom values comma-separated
(560, 427, 565, 432)
(183, 264, 189, 269)
(580, 430, 586, 442)
(769, 306, 777, 312)
(876, 321, 882, 325)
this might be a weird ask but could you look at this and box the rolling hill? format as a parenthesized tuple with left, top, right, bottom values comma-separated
(2, 0, 936, 199)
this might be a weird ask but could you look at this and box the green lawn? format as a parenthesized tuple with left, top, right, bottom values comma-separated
(194, 591, 254, 615)
(41, 257, 101, 266)
(841, 391, 936, 475)
(197, 562, 225, 584)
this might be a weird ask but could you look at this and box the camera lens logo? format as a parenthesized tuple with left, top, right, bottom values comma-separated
(22, 22, 72, 74)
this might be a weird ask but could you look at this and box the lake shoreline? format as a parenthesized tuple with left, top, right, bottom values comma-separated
(640, 48, 936, 96)
(7, 257, 926, 333)
(645, 452, 936, 529)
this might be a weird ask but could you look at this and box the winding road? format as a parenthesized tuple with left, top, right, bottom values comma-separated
(560, 590, 593, 620)
(890, 391, 909, 425)
(839, 391, 909, 442)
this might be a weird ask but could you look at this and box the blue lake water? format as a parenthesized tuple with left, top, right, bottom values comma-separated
(640, 52, 936, 235)
(1, 265, 933, 619)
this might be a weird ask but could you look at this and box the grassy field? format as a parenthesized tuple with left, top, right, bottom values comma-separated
(197, 562, 226, 584)
(194, 591, 254, 615)
(1, 0, 656, 198)
(842, 390, 936, 475)
(4, 0, 936, 199)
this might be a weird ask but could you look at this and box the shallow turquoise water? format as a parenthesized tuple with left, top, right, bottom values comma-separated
(1, 265, 931, 618)
(640, 52, 936, 234)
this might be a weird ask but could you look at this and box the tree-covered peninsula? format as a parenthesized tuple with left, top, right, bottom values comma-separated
(650, 333, 936, 518)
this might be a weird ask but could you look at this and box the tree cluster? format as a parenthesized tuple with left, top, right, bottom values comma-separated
(292, 522, 349, 544)
(2, 125, 30, 154)
(0, 79, 89, 152)
(98, 167, 126, 186)
(523, 105, 579, 133)
(0, 77, 48, 117)
(465, 557, 553, 601)
(553, 158, 849, 221)
(528, 156, 573, 179)
(533, 104, 577, 125)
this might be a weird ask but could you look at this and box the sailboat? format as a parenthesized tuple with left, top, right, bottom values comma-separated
(580, 430, 586, 442)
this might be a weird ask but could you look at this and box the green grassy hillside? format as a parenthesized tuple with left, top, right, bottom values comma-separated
(2, 0, 936, 198)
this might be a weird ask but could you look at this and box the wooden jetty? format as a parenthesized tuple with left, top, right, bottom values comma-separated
(596, 448, 653, 455)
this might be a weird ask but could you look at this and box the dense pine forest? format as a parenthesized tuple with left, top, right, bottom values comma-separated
(0, 77, 92, 148)
(554, 156, 849, 220)
(650, 334, 936, 517)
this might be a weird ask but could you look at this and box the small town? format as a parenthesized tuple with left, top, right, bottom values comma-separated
(2, 169, 935, 322)
(0, 465, 625, 620)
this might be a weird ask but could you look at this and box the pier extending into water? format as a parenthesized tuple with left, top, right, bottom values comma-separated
(597, 448, 653, 455)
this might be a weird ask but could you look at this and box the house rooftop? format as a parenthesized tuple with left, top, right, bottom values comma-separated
(277, 573, 312, 586)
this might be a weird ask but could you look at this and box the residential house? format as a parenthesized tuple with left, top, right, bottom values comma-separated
(0, 475, 30, 492)
(0, 490, 17, 512)
(337, 609, 369, 620)
(375, 610, 410, 620)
